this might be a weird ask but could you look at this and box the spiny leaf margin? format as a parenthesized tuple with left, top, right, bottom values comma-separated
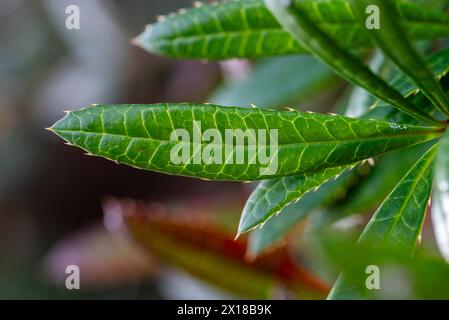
(50, 103, 442, 181)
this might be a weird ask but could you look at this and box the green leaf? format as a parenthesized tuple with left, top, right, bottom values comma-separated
(432, 129, 449, 262)
(359, 145, 436, 251)
(247, 169, 356, 256)
(50, 104, 442, 181)
(362, 72, 449, 141)
(305, 54, 449, 228)
(246, 47, 449, 258)
(320, 233, 449, 299)
(238, 166, 348, 235)
(135, 0, 449, 60)
(350, 0, 449, 118)
(264, 0, 443, 126)
(120, 197, 329, 299)
(364, 89, 444, 126)
(344, 50, 387, 118)
(321, 143, 432, 225)
(368, 47, 449, 120)
(328, 144, 437, 299)
(211, 55, 336, 109)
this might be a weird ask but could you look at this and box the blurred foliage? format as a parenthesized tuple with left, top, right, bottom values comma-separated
(318, 232, 449, 299)
(211, 55, 338, 110)
(117, 197, 329, 299)
(0, 0, 221, 299)
(3, 0, 449, 300)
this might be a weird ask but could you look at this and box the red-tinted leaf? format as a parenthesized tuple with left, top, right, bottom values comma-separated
(114, 198, 329, 298)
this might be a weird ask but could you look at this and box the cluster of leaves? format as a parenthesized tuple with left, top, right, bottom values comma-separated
(50, 0, 449, 299)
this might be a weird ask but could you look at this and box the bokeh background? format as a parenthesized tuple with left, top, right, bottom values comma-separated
(0, 0, 240, 299)
(2, 0, 445, 299)
(2, 0, 343, 299)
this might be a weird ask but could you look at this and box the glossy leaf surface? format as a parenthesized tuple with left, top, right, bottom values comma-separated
(350, 0, 449, 117)
(248, 169, 357, 256)
(329, 144, 437, 299)
(264, 0, 442, 126)
(239, 166, 348, 235)
(50, 104, 441, 181)
(119, 198, 329, 298)
(136, 0, 449, 60)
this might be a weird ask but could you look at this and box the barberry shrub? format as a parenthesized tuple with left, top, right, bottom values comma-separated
(50, 0, 449, 298)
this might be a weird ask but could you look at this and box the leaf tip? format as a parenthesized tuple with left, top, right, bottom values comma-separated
(133, 24, 155, 53)
(236, 219, 251, 239)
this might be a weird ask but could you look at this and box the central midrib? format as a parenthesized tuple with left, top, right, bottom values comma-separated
(155, 19, 449, 43)
(54, 128, 442, 147)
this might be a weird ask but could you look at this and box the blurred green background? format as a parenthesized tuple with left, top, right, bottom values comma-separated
(0, 0, 239, 299)
(3, 0, 446, 300)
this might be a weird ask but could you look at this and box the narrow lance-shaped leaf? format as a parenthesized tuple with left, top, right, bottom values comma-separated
(363, 79, 449, 126)
(245, 52, 387, 252)
(360, 144, 436, 250)
(288, 63, 448, 231)
(118, 198, 329, 298)
(238, 166, 349, 235)
(340, 47, 449, 125)
(247, 169, 357, 256)
(247, 47, 449, 256)
(432, 129, 449, 262)
(50, 104, 442, 181)
(369, 47, 449, 116)
(324, 143, 432, 224)
(344, 50, 387, 118)
(329, 144, 437, 299)
(350, 0, 449, 118)
(135, 0, 449, 60)
(264, 0, 443, 126)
